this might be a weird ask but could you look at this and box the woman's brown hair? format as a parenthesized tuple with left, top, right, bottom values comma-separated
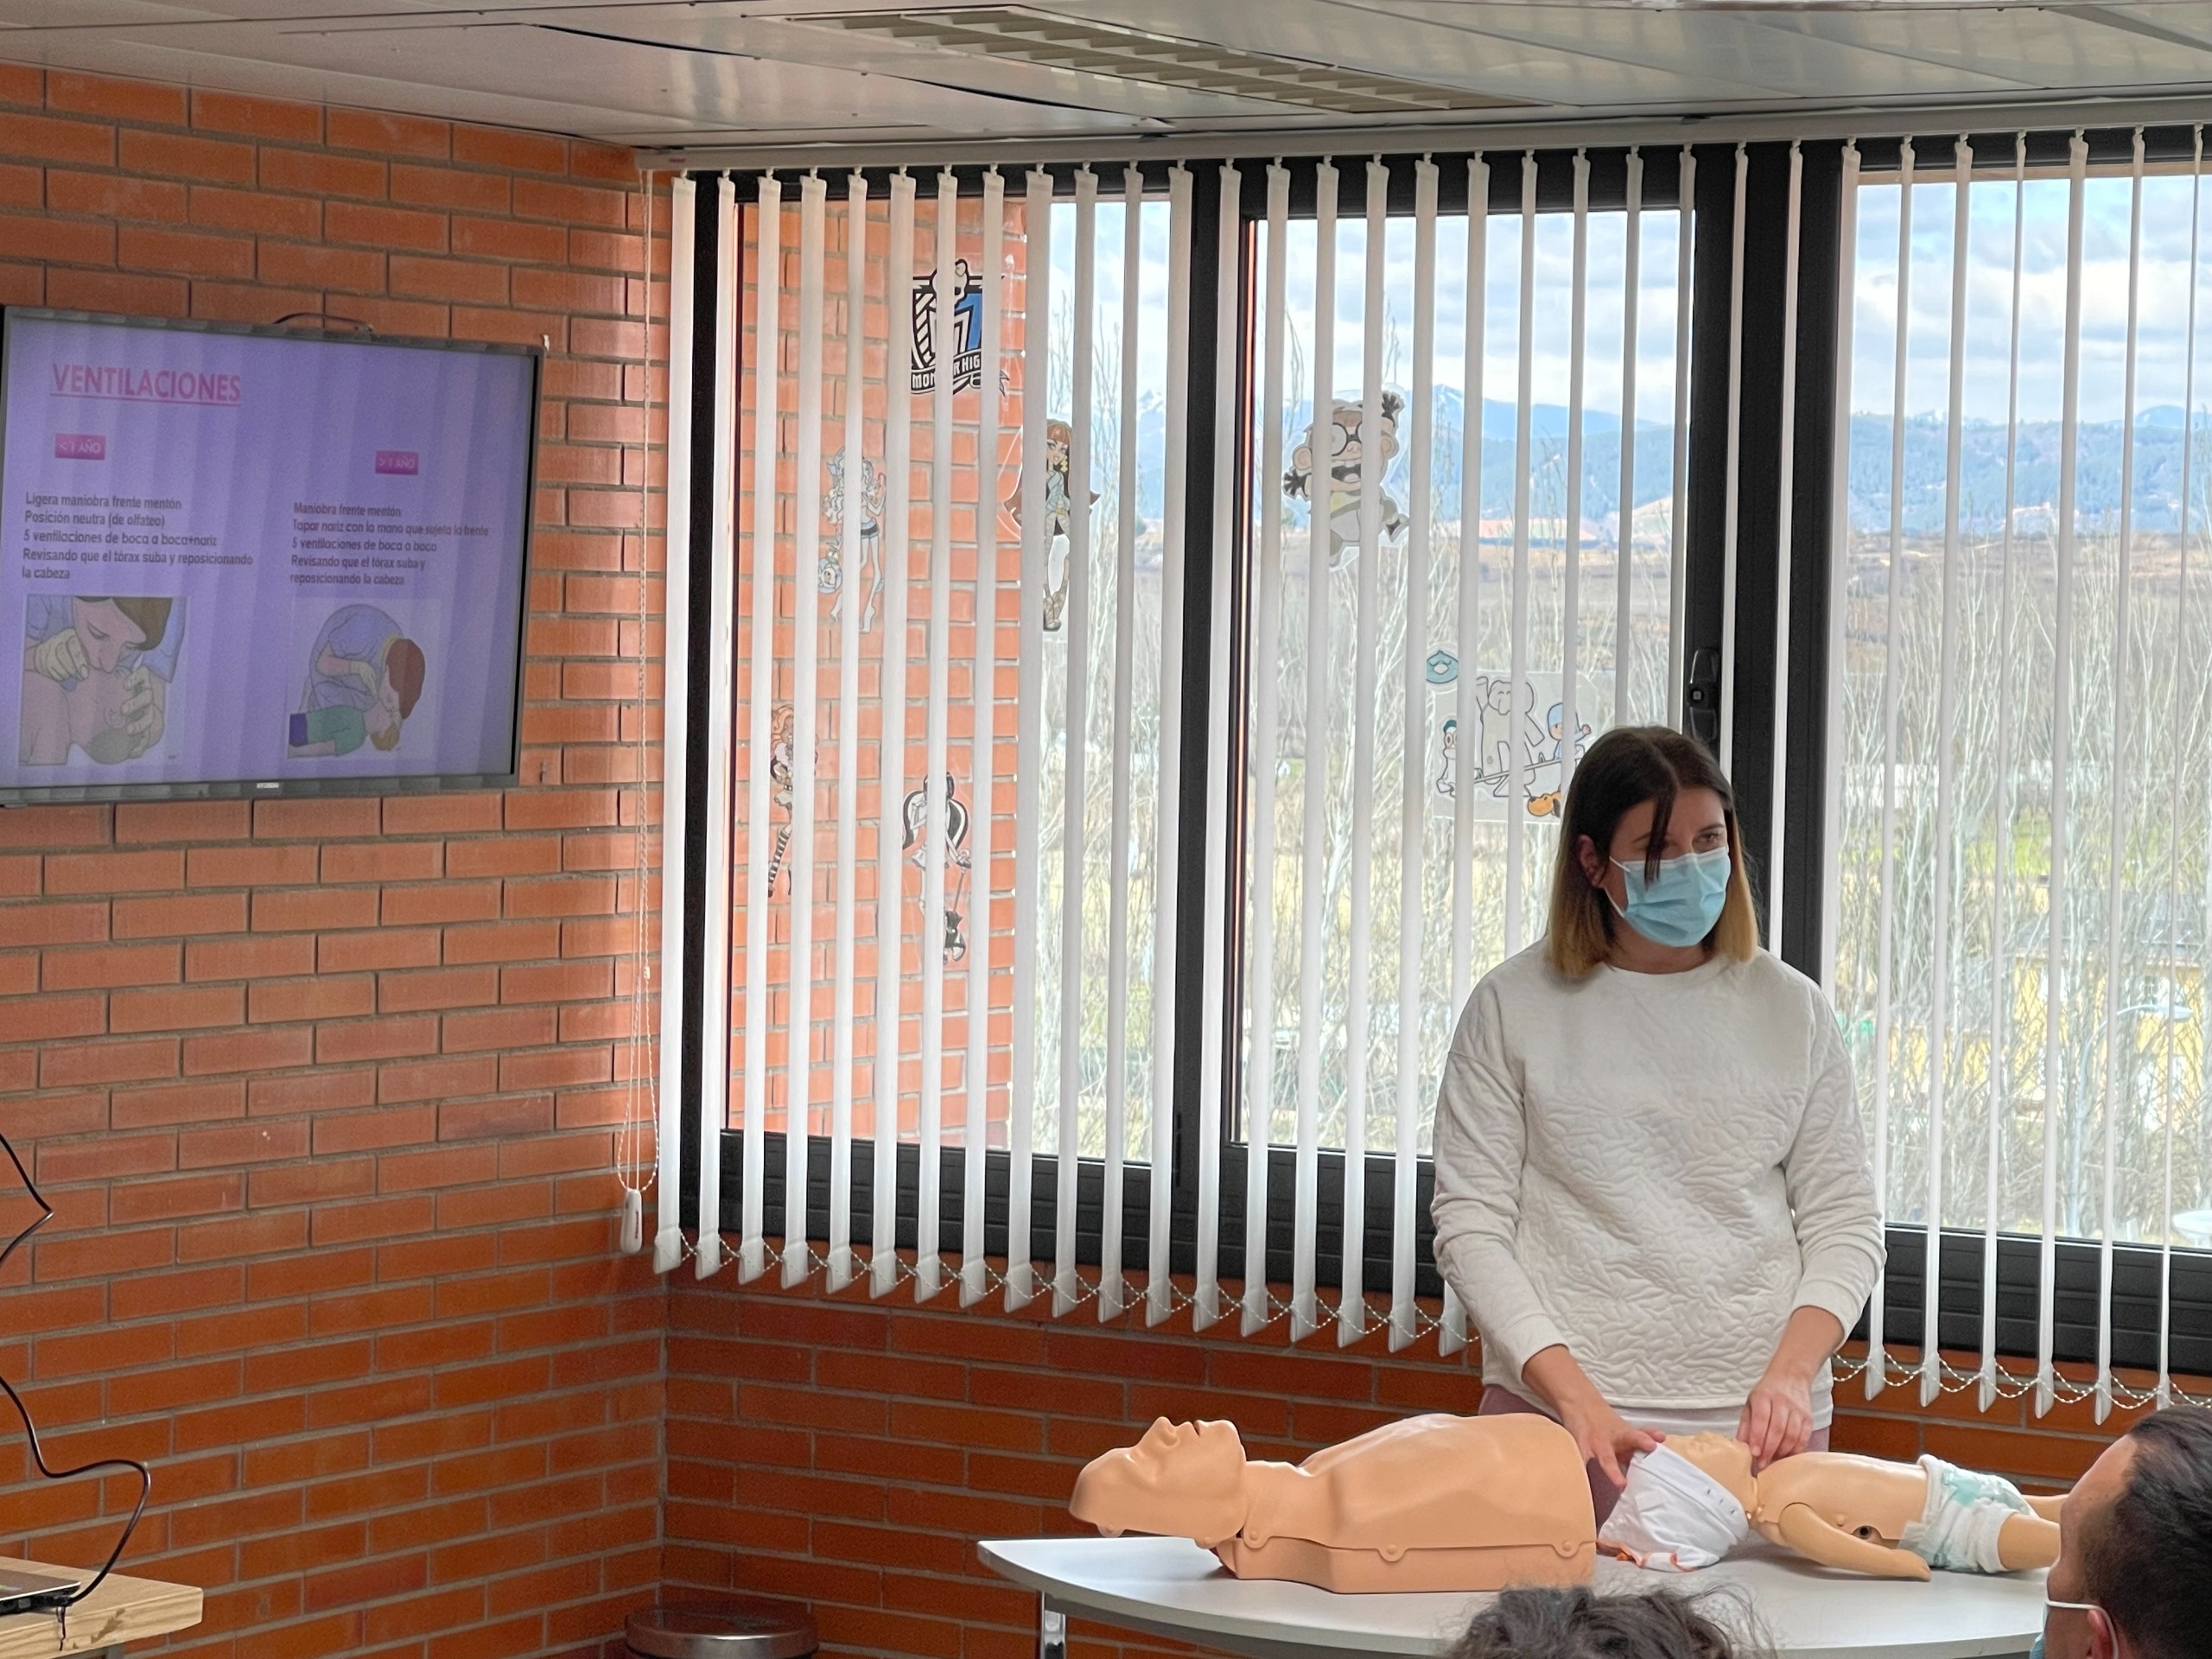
(1545, 725, 1759, 978)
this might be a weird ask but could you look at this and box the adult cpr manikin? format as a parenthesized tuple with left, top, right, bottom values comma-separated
(1070, 1414, 1595, 1592)
(1659, 1433, 2063, 1580)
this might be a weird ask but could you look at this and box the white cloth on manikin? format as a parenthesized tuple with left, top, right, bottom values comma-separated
(1597, 1443, 1752, 1572)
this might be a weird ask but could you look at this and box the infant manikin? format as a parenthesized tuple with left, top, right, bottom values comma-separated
(1621, 1433, 2064, 1580)
(1071, 1414, 1595, 1592)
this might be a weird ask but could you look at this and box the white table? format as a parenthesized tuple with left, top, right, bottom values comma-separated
(981, 1535, 2048, 1659)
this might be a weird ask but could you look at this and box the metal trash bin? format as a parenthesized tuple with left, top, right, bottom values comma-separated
(627, 1599, 817, 1659)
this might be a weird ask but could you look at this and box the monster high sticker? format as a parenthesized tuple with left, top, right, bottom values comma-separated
(911, 262, 984, 396)
(1427, 670, 1609, 822)
(1002, 417, 1094, 632)
(1284, 391, 1408, 569)
(825, 447, 885, 622)
(900, 773, 973, 963)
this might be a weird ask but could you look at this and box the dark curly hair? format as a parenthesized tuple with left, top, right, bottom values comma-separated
(1446, 1586, 1762, 1659)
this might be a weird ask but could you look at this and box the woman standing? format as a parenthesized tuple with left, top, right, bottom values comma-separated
(1431, 727, 1881, 1522)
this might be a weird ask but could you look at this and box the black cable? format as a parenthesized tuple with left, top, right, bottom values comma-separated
(0, 1128, 151, 1610)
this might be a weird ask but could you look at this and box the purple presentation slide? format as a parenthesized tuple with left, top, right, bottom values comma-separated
(0, 313, 534, 796)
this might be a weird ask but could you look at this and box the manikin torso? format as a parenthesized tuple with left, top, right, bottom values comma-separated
(1071, 1415, 1596, 1592)
(1666, 1433, 2062, 1580)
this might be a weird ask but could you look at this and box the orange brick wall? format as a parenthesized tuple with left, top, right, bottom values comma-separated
(664, 1273, 2189, 1659)
(0, 67, 668, 1659)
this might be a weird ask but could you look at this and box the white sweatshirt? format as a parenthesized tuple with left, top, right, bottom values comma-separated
(1430, 944, 1882, 1421)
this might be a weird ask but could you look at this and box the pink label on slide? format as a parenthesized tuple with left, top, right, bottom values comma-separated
(54, 433, 105, 460)
(375, 450, 419, 475)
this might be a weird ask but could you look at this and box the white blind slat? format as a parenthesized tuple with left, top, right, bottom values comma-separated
(1008, 168, 1052, 1313)
(1148, 167, 1193, 1327)
(2094, 131, 2149, 1424)
(1922, 136, 1972, 1406)
(1615, 151, 1641, 732)
(700, 174, 741, 1282)
(1391, 157, 1439, 1353)
(1055, 169, 1096, 1315)
(1292, 160, 1339, 1343)
(1767, 144, 1802, 958)
(1867, 140, 1916, 1396)
(652, 177, 697, 1274)
(1100, 165, 1143, 1324)
(1980, 133, 2027, 1412)
(1718, 144, 1747, 775)
(1195, 162, 1240, 1333)
(2038, 132, 2090, 1418)
(780, 174, 828, 1289)
(962, 170, 1005, 1308)
(1560, 150, 1587, 804)
(1243, 162, 1291, 1337)
(1667, 149, 1695, 730)
(828, 172, 868, 1294)
(1504, 152, 1535, 958)
(872, 175, 918, 1300)
(916, 171, 958, 1304)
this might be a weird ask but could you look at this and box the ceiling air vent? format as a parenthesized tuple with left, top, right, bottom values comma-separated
(802, 7, 1528, 115)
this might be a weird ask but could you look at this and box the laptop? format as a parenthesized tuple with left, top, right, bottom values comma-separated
(0, 1566, 78, 1617)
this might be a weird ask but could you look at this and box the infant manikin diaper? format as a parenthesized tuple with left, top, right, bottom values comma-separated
(1897, 1455, 2033, 1573)
(1597, 1443, 1751, 1571)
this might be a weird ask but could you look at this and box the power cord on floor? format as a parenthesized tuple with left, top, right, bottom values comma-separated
(1, 1128, 151, 1623)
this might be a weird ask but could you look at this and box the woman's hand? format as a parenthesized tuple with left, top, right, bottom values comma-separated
(1559, 1394, 1662, 1487)
(1738, 1306, 1846, 1468)
(1520, 1344, 1659, 1487)
(1736, 1363, 1815, 1469)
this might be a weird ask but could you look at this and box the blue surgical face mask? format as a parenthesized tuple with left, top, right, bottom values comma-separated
(1611, 846, 1732, 949)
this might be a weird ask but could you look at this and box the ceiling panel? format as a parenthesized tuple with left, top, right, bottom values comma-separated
(3, 2, 2212, 150)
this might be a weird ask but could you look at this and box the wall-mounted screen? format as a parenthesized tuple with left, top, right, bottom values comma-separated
(0, 308, 537, 803)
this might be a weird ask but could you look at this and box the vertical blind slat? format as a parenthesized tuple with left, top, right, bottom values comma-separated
(1008, 168, 1052, 1313)
(916, 173, 960, 1305)
(1100, 165, 1144, 1324)
(1392, 157, 1440, 1353)
(2038, 132, 2090, 1418)
(829, 173, 868, 1294)
(1615, 151, 1642, 732)
(1766, 145, 1802, 957)
(1667, 149, 1696, 730)
(701, 174, 741, 1282)
(1820, 145, 1857, 1011)
(872, 174, 917, 1301)
(1981, 133, 2028, 1411)
(1922, 136, 1971, 1406)
(1560, 151, 1588, 803)
(2163, 128, 2205, 1407)
(1055, 169, 1096, 1316)
(1195, 162, 1240, 1333)
(1148, 167, 1193, 1327)
(1505, 152, 1535, 958)
(1719, 144, 1747, 775)
(2094, 131, 2148, 1425)
(1293, 160, 1339, 1343)
(653, 177, 697, 1274)
(1338, 158, 1389, 1348)
(1243, 162, 1291, 1337)
(1869, 139, 1915, 1396)
(781, 174, 828, 1289)
(961, 170, 1005, 1308)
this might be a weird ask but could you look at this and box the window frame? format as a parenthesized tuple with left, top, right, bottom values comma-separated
(686, 138, 2212, 1374)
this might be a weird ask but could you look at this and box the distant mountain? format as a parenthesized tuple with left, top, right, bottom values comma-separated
(1125, 385, 2198, 538)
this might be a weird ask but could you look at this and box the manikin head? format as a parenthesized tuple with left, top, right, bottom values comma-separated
(1666, 1433, 1758, 1513)
(1070, 1418, 1249, 1548)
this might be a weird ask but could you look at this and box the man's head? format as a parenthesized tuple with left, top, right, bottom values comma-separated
(2044, 1406, 2212, 1659)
